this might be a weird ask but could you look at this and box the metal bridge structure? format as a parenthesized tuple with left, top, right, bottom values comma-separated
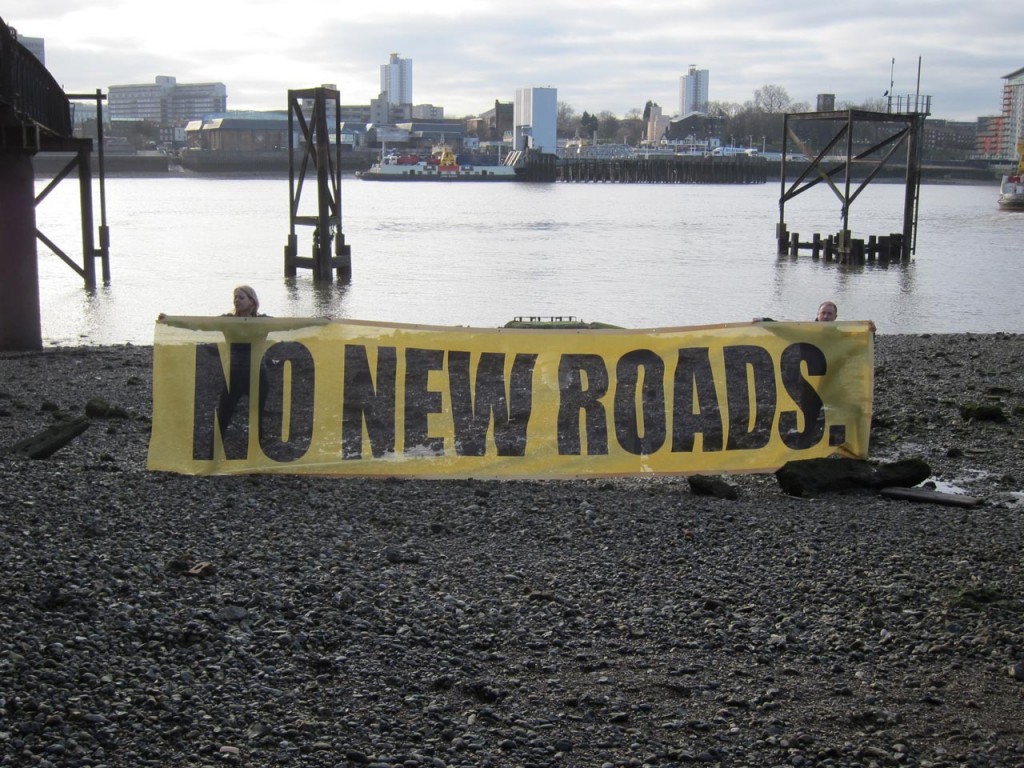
(1, 15, 108, 350)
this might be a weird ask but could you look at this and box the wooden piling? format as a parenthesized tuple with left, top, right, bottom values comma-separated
(776, 223, 789, 255)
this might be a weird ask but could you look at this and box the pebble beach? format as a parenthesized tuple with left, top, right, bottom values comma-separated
(2, 333, 1023, 768)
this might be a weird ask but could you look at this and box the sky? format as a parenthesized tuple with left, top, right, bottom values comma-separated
(5, 0, 1020, 122)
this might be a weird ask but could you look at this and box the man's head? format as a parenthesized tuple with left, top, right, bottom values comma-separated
(816, 301, 838, 322)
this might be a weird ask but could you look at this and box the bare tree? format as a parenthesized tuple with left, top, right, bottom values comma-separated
(557, 101, 579, 138)
(753, 84, 792, 114)
(707, 100, 743, 119)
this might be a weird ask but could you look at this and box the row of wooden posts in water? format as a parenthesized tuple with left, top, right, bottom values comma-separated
(776, 224, 910, 264)
(549, 156, 911, 263)
(556, 155, 769, 184)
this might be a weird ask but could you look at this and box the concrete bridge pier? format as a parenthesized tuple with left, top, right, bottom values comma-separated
(0, 147, 42, 350)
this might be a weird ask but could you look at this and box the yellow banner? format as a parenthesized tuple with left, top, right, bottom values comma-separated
(148, 318, 873, 478)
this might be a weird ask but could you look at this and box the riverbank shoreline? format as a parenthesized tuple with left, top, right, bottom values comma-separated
(2, 333, 1023, 767)
(31, 151, 1005, 184)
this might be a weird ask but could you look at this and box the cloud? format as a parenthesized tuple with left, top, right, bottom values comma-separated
(3, 0, 1017, 121)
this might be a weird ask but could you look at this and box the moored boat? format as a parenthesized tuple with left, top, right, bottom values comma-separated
(998, 142, 1024, 211)
(358, 146, 522, 182)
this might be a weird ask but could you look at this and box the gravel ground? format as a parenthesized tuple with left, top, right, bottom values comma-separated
(1, 334, 1023, 768)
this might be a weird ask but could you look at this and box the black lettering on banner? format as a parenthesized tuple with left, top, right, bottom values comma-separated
(671, 348, 723, 452)
(342, 345, 397, 459)
(448, 351, 538, 456)
(192, 342, 254, 460)
(557, 354, 610, 455)
(404, 348, 445, 455)
(779, 343, 827, 449)
(614, 350, 666, 455)
(258, 341, 315, 462)
(724, 345, 776, 450)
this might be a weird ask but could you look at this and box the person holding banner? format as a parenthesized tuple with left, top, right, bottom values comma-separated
(815, 300, 838, 321)
(225, 285, 266, 318)
(755, 300, 874, 332)
(159, 285, 272, 454)
(815, 301, 876, 332)
(754, 301, 833, 324)
(754, 300, 839, 324)
(216, 286, 270, 442)
(157, 285, 267, 322)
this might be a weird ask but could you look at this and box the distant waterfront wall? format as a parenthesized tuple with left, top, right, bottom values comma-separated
(31, 149, 379, 177)
(769, 160, 1000, 184)
(32, 152, 170, 176)
(178, 149, 374, 174)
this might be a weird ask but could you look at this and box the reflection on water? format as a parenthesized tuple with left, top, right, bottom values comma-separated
(283, 277, 352, 319)
(31, 177, 1020, 345)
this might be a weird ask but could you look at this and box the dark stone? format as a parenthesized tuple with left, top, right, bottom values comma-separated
(688, 474, 739, 500)
(875, 457, 931, 487)
(775, 458, 878, 497)
(959, 402, 1007, 422)
(775, 457, 932, 497)
(383, 546, 420, 564)
(85, 398, 111, 417)
(85, 398, 130, 419)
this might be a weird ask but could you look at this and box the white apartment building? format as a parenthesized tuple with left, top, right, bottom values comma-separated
(679, 65, 709, 117)
(514, 87, 557, 153)
(380, 53, 413, 107)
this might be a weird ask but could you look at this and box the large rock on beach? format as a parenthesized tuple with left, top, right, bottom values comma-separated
(775, 456, 931, 496)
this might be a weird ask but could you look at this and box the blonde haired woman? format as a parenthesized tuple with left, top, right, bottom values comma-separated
(226, 285, 265, 317)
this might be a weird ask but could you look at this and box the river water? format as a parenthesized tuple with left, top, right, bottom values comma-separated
(30, 173, 1020, 345)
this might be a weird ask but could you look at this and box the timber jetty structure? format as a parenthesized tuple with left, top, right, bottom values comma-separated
(776, 96, 931, 264)
(558, 154, 767, 184)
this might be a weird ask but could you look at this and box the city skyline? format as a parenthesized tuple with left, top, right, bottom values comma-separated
(5, 0, 1019, 123)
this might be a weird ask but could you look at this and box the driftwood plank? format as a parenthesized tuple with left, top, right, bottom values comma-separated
(6, 416, 90, 459)
(880, 486, 983, 508)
